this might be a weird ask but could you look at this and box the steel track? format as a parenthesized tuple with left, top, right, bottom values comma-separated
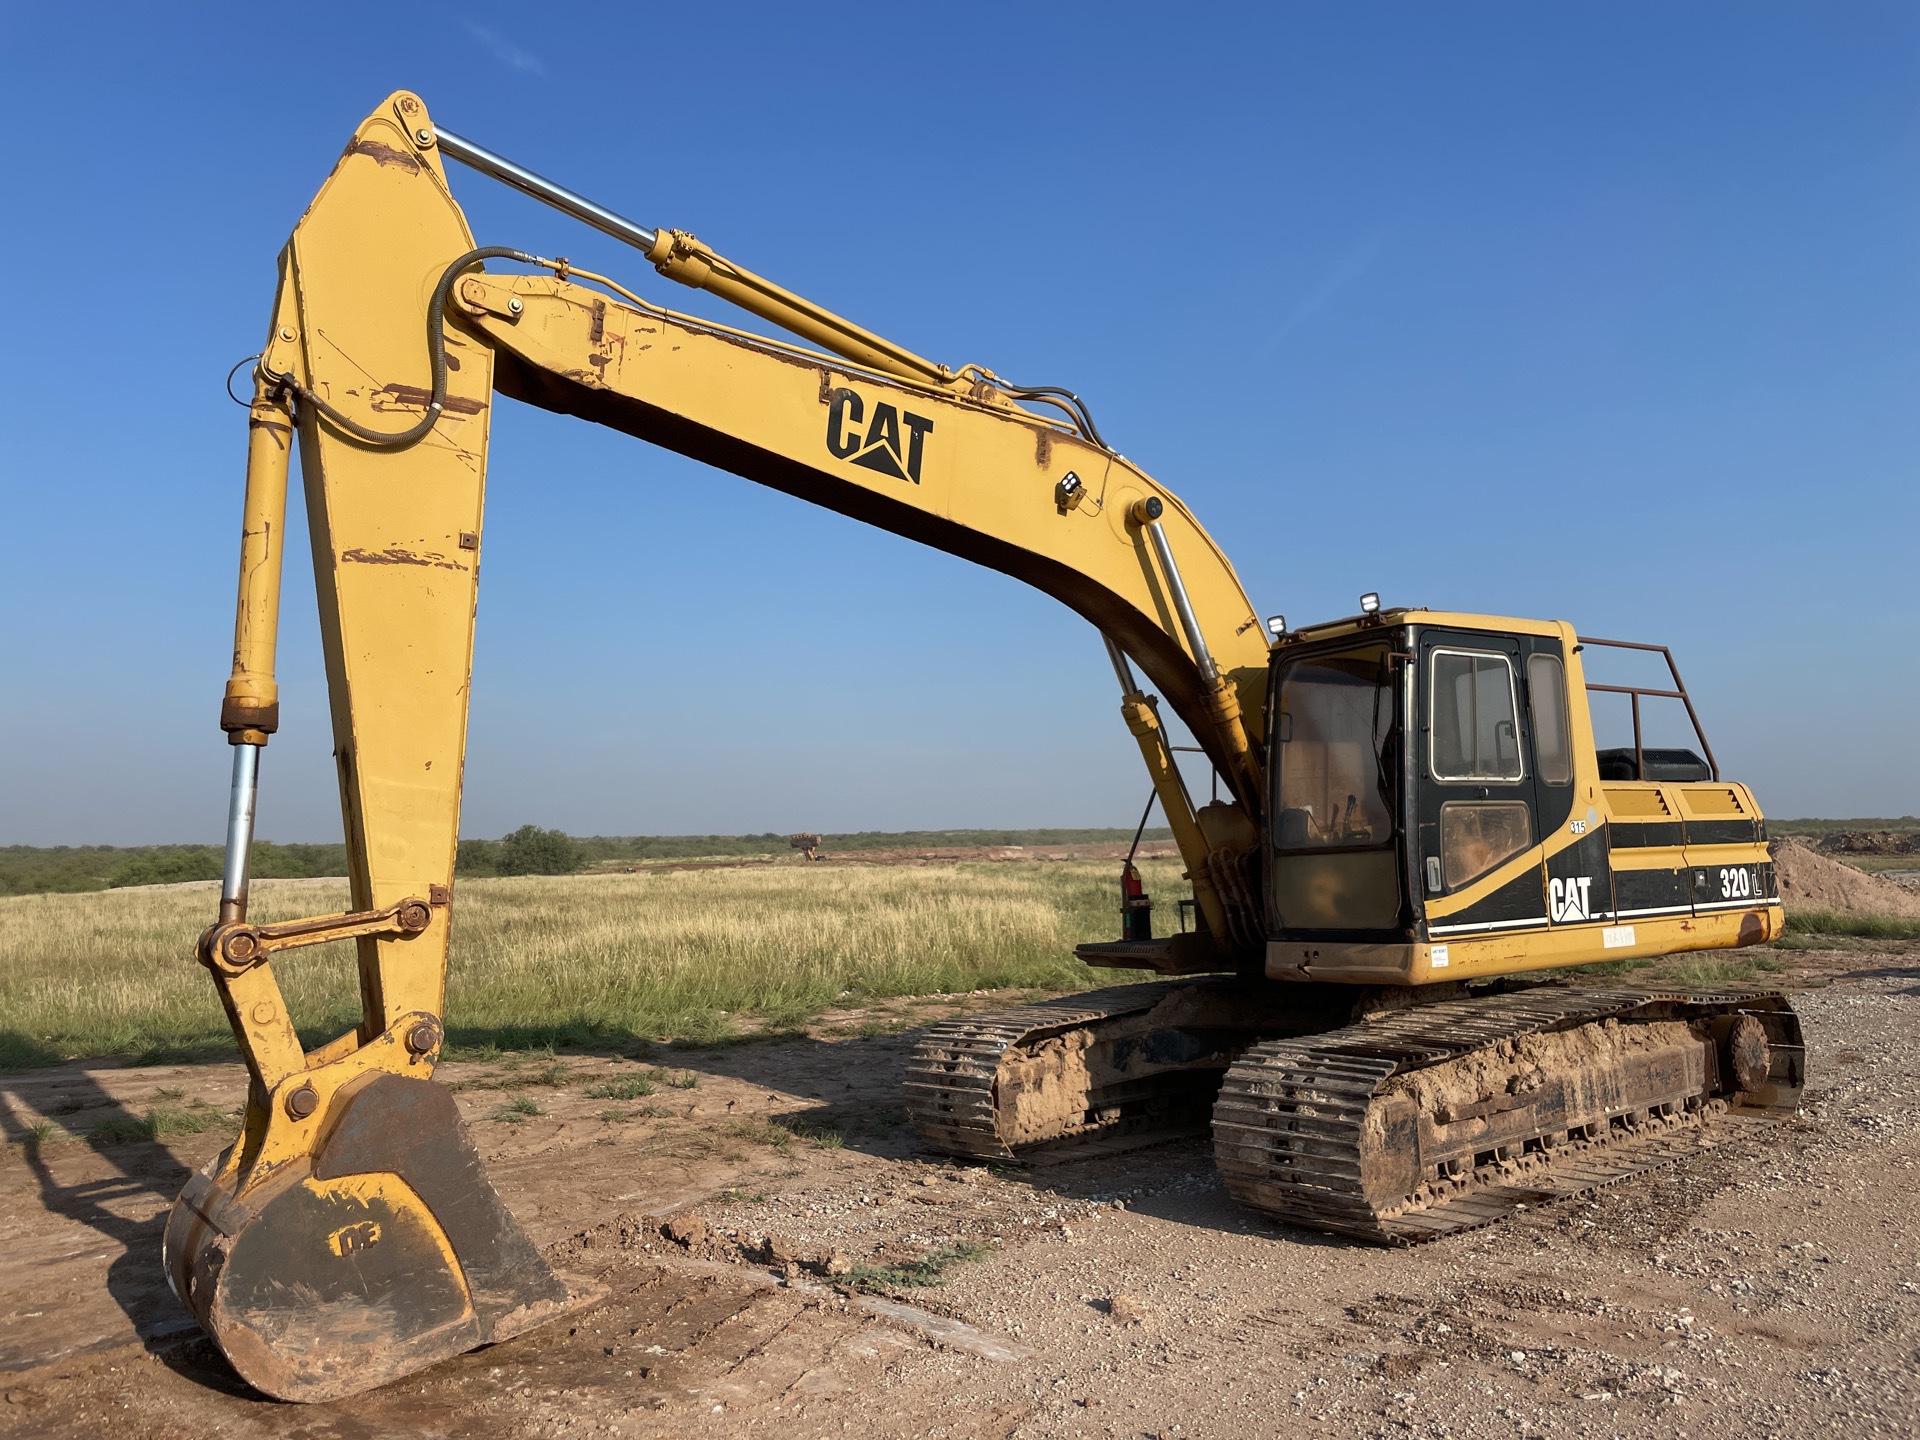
(903, 984, 1188, 1159)
(1213, 986, 1804, 1244)
(906, 981, 1804, 1244)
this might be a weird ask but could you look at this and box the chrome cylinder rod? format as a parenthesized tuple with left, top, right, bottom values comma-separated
(1142, 520, 1219, 686)
(433, 127, 659, 255)
(1102, 635, 1139, 694)
(218, 744, 261, 924)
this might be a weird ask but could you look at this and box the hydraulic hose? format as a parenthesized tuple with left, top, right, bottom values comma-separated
(996, 381, 1108, 452)
(265, 246, 540, 448)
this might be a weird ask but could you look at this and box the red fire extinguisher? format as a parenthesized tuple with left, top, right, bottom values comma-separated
(1121, 860, 1152, 942)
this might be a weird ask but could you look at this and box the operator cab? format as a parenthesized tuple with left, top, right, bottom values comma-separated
(1264, 607, 1582, 945)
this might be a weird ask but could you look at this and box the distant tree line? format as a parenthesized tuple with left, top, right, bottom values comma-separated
(570, 828, 1179, 863)
(457, 824, 582, 877)
(0, 841, 353, 896)
(1767, 816, 1920, 836)
(0, 825, 1189, 896)
(4, 816, 1910, 899)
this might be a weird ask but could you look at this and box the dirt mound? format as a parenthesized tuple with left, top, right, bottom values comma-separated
(1771, 837, 1920, 919)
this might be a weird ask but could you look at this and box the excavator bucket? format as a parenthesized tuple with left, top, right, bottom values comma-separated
(164, 1072, 601, 1402)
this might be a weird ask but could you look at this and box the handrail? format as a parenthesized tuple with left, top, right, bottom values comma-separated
(1575, 636, 1719, 782)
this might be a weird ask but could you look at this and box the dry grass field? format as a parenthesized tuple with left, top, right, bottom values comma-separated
(0, 859, 1179, 1067)
(7, 841, 1908, 1072)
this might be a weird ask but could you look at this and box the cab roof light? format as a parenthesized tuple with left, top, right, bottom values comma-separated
(1359, 592, 1380, 615)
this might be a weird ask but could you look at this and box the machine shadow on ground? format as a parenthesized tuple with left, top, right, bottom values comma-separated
(0, 1045, 208, 1373)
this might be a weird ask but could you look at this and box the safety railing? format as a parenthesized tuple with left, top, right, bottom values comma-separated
(1576, 635, 1719, 782)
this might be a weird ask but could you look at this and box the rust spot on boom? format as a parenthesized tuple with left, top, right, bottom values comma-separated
(340, 547, 467, 570)
(345, 138, 421, 172)
(376, 384, 487, 416)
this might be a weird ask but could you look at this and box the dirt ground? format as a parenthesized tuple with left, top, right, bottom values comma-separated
(1, 928, 1916, 1440)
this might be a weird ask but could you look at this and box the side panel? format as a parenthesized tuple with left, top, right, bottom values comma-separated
(1678, 783, 1779, 924)
(1605, 783, 1698, 925)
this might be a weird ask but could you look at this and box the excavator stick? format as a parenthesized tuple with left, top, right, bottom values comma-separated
(164, 92, 600, 1400)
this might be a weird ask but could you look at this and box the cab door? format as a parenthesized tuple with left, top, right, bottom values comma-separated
(1415, 631, 1549, 938)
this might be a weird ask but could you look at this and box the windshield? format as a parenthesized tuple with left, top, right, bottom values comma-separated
(1271, 645, 1396, 851)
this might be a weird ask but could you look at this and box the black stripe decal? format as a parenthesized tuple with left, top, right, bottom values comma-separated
(1427, 866, 1545, 935)
(1614, 866, 1690, 914)
(1611, 821, 1684, 849)
(1685, 819, 1760, 845)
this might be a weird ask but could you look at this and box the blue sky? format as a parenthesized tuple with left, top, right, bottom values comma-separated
(1, 3, 1913, 845)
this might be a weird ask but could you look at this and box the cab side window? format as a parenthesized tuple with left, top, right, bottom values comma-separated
(1429, 650, 1524, 782)
(1527, 653, 1573, 786)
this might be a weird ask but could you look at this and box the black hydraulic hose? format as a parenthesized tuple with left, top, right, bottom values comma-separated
(998, 381, 1109, 452)
(1125, 787, 1158, 868)
(225, 354, 261, 407)
(259, 241, 1111, 462)
(263, 246, 539, 448)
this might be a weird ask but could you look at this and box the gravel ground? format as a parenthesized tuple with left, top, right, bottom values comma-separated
(1, 946, 1915, 1439)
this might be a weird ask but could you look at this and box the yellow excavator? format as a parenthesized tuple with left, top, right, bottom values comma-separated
(166, 92, 1804, 1401)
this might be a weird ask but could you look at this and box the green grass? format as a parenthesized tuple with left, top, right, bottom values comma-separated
(1784, 909, 1920, 940)
(1657, 955, 1787, 987)
(596, 1104, 664, 1122)
(446, 1057, 576, 1093)
(1573, 952, 1787, 984)
(841, 1241, 998, 1294)
(584, 1074, 657, 1100)
(78, 1100, 228, 1146)
(490, 1095, 542, 1124)
(1823, 855, 1920, 876)
(720, 1117, 798, 1154)
(0, 860, 1173, 1068)
(23, 1117, 62, 1147)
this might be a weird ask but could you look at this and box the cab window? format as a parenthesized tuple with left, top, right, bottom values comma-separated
(1430, 650, 1524, 782)
(1527, 653, 1572, 786)
(1273, 648, 1394, 850)
(1439, 800, 1533, 888)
